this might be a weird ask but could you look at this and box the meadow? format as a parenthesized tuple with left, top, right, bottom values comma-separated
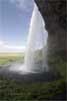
(0, 53, 24, 66)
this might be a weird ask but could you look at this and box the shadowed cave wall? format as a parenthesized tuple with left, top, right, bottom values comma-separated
(35, 0, 66, 61)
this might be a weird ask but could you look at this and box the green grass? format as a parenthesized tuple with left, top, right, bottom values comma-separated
(0, 53, 24, 66)
(0, 59, 10, 65)
(0, 76, 66, 101)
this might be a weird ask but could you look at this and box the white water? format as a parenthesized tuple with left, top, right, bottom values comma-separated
(9, 3, 48, 74)
(24, 3, 48, 72)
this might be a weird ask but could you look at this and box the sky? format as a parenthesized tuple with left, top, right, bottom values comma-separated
(0, 0, 48, 53)
(0, 0, 34, 52)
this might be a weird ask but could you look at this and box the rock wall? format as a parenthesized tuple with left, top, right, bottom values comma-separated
(35, 0, 66, 59)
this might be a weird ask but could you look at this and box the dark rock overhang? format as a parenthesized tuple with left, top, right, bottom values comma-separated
(34, 0, 66, 57)
(35, 0, 66, 30)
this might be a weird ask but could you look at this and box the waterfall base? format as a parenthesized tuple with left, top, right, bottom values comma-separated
(0, 64, 60, 83)
(8, 62, 49, 74)
(9, 63, 35, 74)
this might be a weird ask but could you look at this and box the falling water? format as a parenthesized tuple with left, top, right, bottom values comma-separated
(9, 3, 48, 74)
(24, 3, 48, 73)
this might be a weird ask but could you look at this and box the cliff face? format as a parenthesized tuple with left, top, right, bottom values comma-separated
(35, 0, 66, 59)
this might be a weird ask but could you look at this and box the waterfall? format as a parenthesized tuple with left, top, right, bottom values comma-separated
(9, 3, 48, 74)
(24, 3, 48, 73)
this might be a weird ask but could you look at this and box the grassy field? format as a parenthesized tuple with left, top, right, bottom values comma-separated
(0, 53, 24, 66)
